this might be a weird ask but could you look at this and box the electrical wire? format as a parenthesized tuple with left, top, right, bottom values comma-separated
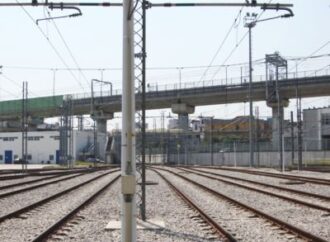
(46, 9, 90, 88)
(199, 7, 244, 82)
(209, 0, 274, 80)
(1, 73, 39, 97)
(211, 31, 249, 80)
(288, 41, 330, 72)
(15, 0, 86, 91)
(0, 88, 20, 98)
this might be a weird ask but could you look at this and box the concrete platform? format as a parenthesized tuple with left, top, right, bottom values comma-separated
(106, 219, 165, 230)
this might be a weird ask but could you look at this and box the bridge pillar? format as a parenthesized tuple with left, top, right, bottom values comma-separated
(267, 98, 289, 150)
(93, 110, 113, 133)
(171, 103, 195, 130)
(92, 111, 114, 133)
(90, 111, 114, 162)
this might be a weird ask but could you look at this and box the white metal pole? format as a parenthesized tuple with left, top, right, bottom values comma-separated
(121, 0, 136, 241)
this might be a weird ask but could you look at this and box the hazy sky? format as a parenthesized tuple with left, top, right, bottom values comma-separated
(0, 0, 329, 129)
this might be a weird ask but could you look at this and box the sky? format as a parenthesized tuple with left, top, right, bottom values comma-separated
(0, 0, 329, 130)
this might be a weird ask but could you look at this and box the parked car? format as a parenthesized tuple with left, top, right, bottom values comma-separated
(13, 158, 28, 164)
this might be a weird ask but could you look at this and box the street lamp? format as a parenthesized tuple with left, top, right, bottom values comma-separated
(244, 8, 293, 168)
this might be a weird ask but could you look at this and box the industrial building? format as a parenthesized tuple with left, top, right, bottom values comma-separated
(0, 130, 108, 164)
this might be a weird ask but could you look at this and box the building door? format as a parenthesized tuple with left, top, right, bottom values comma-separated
(4, 150, 13, 164)
(56, 150, 60, 164)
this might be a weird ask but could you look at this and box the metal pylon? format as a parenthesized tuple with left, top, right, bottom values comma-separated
(134, 0, 148, 221)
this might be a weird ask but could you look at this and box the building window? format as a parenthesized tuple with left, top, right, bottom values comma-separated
(27, 154, 32, 160)
(1, 137, 17, 142)
(14, 155, 18, 159)
(49, 155, 54, 161)
(0, 155, 2, 161)
(322, 114, 330, 125)
(50, 136, 60, 140)
(27, 136, 44, 141)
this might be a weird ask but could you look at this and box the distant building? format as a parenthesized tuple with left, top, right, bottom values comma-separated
(196, 116, 272, 141)
(0, 130, 108, 164)
(303, 107, 330, 150)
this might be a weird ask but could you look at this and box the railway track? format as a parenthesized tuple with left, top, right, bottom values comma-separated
(0, 173, 79, 191)
(177, 167, 330, 213)
(153, 169, 236, 242)
(31, 174, 120, 242)
(0, 173, 86, 199)
(0, 169, 119, 223)
(153, 167, 328, 242)
(191, 166, 330, 186)
(0, 167, 104, 181)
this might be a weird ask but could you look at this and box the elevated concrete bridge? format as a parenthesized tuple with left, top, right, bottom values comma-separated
(0, 74, 329, 121)
(1, 73, 330, 141)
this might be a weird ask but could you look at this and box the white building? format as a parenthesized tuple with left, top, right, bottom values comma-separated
(0, 130, 107, 164)
(303, 107, 330, 150)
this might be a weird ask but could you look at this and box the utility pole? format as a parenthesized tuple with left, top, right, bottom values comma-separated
(245, 13, 257, 168)
(255, 106, 260, 167)
(210, 117, 214, 166)
(297, 97, 303, 170)
(121, 0, 136, 241)
(21, 82, 28, 171)
(290, 111, 294, 166)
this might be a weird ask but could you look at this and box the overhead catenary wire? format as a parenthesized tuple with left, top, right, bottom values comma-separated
(199, 7, 244, 82)
(0, 87, 20, 98)
(1, 73, 39, 97)
(15, 0, 86, 91)
(46, 9, 91, 88)
(210, 0, 274, 80)
(289, 41, 330, 72)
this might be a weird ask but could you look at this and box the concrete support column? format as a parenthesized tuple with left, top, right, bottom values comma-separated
(91, 111, 114, 161)
(171, 103, 195, 131)
(178, 113, 189, 131)
(93, 111, 114, 134)
(96, 118, 107, 133)
(267, 99, 289, 150)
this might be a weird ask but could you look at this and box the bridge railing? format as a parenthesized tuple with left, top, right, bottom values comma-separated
(68, 67, 330, 101)
(145, 67, 330, 93)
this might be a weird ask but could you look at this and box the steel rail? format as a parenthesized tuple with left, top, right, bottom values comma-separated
(192, 166, 330, 185)
(186, 167, 330, 202)
(32, 174, 120, 242)
(177, 167, 330, 213)
(151, 168, 236, 242)
(155, 167, 328, 242)
(0, 167, 102, 181)
(0, 166, 104, 175)
(0, 169, 119, 223)
(0, 173, 85, 199)
(0, 169, 96, 190)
